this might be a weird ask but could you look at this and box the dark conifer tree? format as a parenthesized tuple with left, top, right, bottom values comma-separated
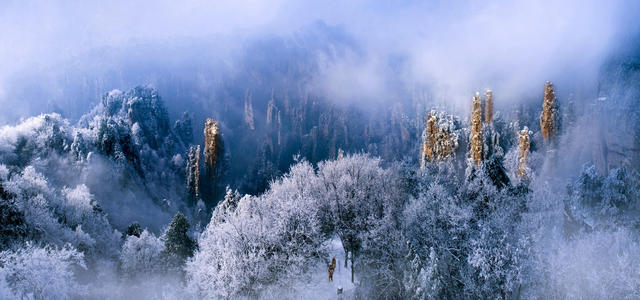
(125, 222, 142, 238)
(162, 213, 196, 271)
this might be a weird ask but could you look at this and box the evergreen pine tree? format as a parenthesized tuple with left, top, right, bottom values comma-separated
(125, 222, 142, 238)
(162, 213, 196, 271)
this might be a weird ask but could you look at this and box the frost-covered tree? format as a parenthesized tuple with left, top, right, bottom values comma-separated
(1, 165, 119, 259)
(461, 163, 528, 298)
(0, 197, 26, 251)
(404, 247, 443, 300)
(174, 112, 194, 146)
(4, 166, 86, 247)
(0, 243, 86, 299)
(545, 228, 640, 299)
(188, 160, 326, 298)
(565, 164, 640, 231)
(318, 154, 391, 283)
(466, 189, 528, 299)
(356, 212, 408, 299)
(211, 186, 241, 224)
(0, 113, 72, 168)
(70, 131, 88, 162)
(0, 166, 26, 250)
(403, 182, 470, 298)
(120, 230, 164, 277)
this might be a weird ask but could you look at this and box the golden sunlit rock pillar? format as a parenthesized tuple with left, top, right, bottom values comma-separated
(470, 92, 484, 166)
(540, 81, 557, 141)
(517, 127, 530, 179)
(202, 118, 225, 204)
(484, 90, 493, 125)
(421, 110, 458, 168)
(421, 110, 438, 168)
(204, 118, 221, 172)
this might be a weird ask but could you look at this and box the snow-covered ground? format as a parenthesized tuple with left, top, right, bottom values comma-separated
(294, 238, 356, 299)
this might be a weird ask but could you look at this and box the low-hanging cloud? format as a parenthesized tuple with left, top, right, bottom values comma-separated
(307, 0, 640, 111)
(0, 0, 639, 121)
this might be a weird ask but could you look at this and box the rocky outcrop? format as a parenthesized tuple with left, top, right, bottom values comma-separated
(101, 87, 171, 150)
(420, 110, 458, 168)
(422, 111, 438, 164)
(91, 86, 190, 176)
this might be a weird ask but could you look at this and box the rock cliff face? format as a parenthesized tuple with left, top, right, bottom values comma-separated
(470, 92, 484, 166)
(0, 86, 194, 229)
(583, 60, 640, 175)
(101, 87, 171, 150)
(589, 99, 640, 174)
(244, 92, 256, 131)
(90, 86, 189, 173)
(540, 81, 558, 142)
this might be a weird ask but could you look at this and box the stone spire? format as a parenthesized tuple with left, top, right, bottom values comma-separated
(421, 110, 438, 167)
(484, 89, 493, 125)
(517, 127, 530, 179)
(470, 92, 484, 166)
(203, 118, 221, 171)
(186, 145, 200, 200)
(540, 81, 557, 141)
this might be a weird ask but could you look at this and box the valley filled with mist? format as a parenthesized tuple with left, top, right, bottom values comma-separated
(1, 1, 640, 299)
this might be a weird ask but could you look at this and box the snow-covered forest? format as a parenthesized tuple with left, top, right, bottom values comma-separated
(1, 1, 640, 299)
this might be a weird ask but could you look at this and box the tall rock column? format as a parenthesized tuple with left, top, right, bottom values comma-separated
(540, 81, 557, 142)
(186, 145, 201, 201)
(484, 89, 493, 125)
(421, 111, 438, 168)
(204, 118, 221, 170)
(470, 92, 484, 166)
(202, 118, 224, 205)
(517, 127, 530, 179)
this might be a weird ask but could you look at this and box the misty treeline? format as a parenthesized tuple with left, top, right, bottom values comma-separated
(0, 38, 639, 299)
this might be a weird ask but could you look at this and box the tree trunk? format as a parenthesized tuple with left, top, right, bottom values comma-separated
(351, 256, 355, 283)
(344, 249, 348, 267)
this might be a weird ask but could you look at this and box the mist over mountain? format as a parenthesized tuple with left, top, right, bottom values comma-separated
(1, 1, 640, 299)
